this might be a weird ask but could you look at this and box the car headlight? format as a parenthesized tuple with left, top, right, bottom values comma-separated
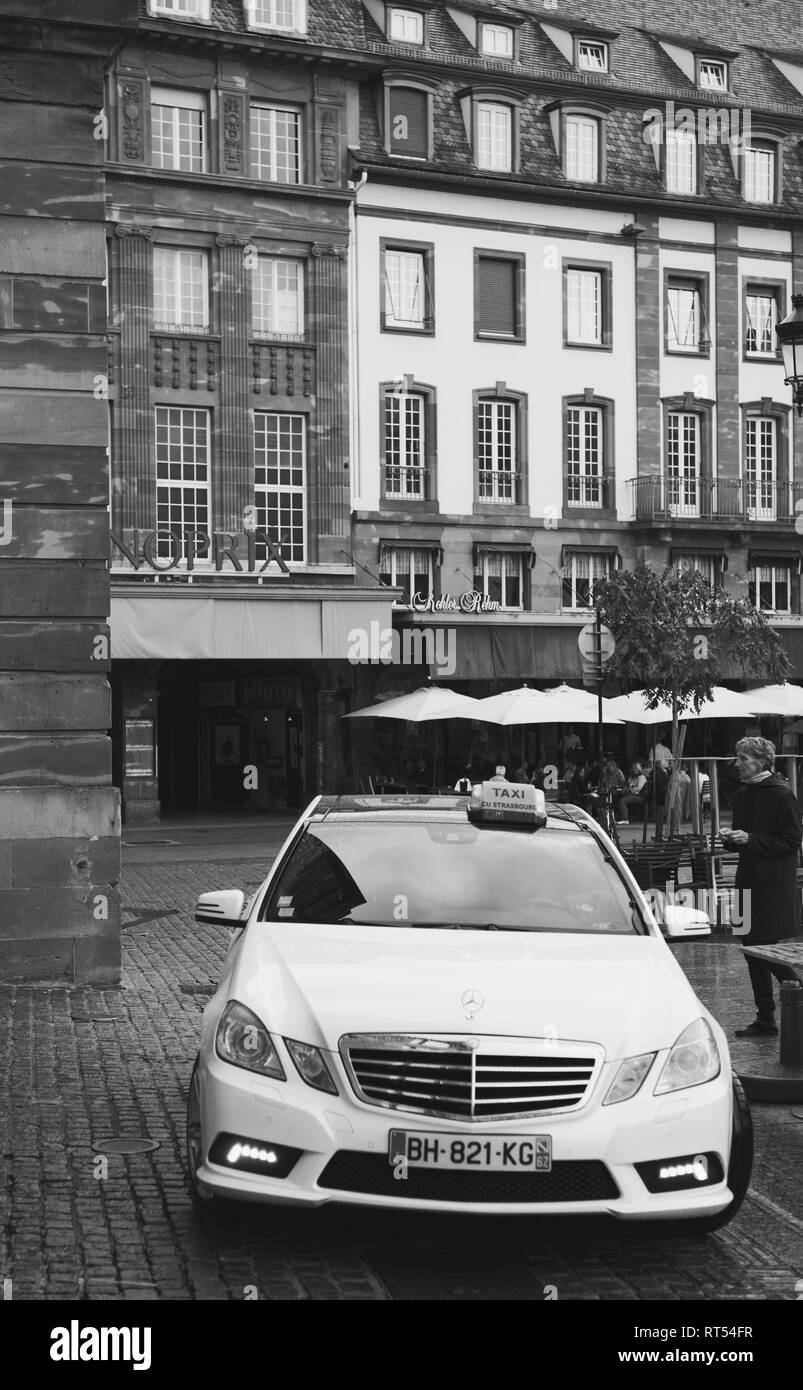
(215, 1000, 286, 1079)
(284, 1038, 338, 1095)
(602, 1053, 656, 1106)
(654, 1018, 721, 1094)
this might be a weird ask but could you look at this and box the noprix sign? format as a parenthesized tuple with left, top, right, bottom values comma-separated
(110, 528, 290, 574)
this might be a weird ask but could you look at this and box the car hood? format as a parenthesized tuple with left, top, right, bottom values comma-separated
(230, 923, 701, 1059)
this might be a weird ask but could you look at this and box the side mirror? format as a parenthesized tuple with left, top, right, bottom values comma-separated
(196, 889, 246, 927)
(662, 904, 711, 938)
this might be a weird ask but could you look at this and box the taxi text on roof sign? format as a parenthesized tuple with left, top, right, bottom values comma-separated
(468, 782, 547, 830)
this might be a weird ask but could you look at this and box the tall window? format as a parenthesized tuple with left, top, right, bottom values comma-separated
(480, 23, 513, 57)
(477, 103, 512, 171)
(155, 407, 209, 556)
(477, 400, 516, 503)
(252, 257, 304, 337)
(576, 39, 608, 72)
(666, 279, 707, 353)
(151, 88, 206, 172)
(250, 105, 302, 183)
(566, 267, 603, 345)
(389, 8, 423, 42)
(383, 246, 432, 331)
(666, 127, 697, 193)
(153, 248, 208, 330)
(744, 417, 777, 520)
(474, 552, 522, 611)
(379, 547, 434, 604)
(750, 563, 791, 614)
(246, 0, 306, 32)
(566, 405, 603, 507)
(667, 412, 700, 516)
(562, 551, 613, 610)
(745, 290, 778, 356)
(744, 142, 776, 203)
(254, 413, 306, 562)
(475, 253, 523, 339)
(384, 391, 426, 498)
(564, 115, 599, 181)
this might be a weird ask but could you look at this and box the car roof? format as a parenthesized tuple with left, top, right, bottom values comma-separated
(310, 794, 587, 832)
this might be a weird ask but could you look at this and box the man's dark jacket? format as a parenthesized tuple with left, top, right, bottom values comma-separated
(731, 773, 803, 943)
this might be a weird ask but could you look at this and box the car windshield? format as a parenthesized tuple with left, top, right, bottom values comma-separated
(260, 818, 645, 934)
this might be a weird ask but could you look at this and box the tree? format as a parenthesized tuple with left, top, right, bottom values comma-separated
(593, 565, 791, 834)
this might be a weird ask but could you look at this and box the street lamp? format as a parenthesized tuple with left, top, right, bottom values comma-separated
(777, 293, 803, 416)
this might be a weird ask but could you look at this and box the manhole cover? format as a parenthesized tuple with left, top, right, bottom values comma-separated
(92, 1137, 161, 1155)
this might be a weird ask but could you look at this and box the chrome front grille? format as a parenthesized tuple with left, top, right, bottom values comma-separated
(339, 1034, 601, 1122)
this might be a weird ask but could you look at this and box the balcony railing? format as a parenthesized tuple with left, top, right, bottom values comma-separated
(564, 474, 616, 511)
(151, 332, 218, 391)
(477, 469, 525, 505)
(628, 475, 803, 523)
(384, 465, 433, 502)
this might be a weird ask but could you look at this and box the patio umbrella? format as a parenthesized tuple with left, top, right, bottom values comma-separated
(744, 683, 803, 717)
(541, 683, 625, 724)
(441, 685, 566, 727)
(343, 686, 477, 721)
(342, 686, 479, 789)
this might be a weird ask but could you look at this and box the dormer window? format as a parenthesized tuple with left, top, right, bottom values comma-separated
(385, 82, 433, 160)
(245, 0, 307, 34)
(149, 0, 210, 18)
(479, 23, 513, 58)
(576, 38, 608, 72)
(388, 7, 424, 43)
(697, 57, 727, 90)
(547, 101, 608, 185)
(665, 126, 697, 194)
(477, 102, 512, 172)
(744, 139, 779, 204)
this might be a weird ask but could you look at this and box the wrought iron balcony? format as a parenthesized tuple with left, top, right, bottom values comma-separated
(563, 474, 617, 511)
(384, 465, 434, 502)
(477, 469, 526, 505)
(627, 474, 803, 524)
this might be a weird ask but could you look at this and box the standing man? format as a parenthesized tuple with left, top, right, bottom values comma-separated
(723, 737, 803, 1037)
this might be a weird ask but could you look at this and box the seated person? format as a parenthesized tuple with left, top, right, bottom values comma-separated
(618, 761, 647, 824)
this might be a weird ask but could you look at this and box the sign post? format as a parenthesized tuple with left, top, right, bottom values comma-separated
(577, 618, 615, 786)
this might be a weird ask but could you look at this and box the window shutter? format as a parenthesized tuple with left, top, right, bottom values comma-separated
(388, 88, 429, 158)
(478, 257, 515, 335)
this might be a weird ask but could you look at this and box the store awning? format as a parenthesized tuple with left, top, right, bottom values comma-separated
(409, 624, 585, 682)
(110, 593, 395, 661)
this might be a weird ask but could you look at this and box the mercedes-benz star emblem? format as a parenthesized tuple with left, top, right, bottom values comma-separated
(461, 988, 485, 1019)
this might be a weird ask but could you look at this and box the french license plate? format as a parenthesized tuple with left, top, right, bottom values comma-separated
(388, 1130, 552, 1172)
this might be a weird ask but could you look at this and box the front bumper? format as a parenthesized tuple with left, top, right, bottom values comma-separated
(192, 1046, 735, 1218)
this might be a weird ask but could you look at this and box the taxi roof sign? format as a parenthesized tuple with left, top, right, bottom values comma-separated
(467, 781, 547, 831)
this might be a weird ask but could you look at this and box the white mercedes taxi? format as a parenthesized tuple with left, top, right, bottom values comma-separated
(186, 784, 752, 1231)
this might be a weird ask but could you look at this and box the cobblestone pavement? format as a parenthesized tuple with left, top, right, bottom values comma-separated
(1, 834, 802, 1301)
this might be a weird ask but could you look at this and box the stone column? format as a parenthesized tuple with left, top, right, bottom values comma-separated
(310, 242, 350, 563)
(216, 235, 252, 534)
(114, 224, 154, 530)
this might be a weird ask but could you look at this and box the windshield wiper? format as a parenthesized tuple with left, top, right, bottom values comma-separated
(410, 922, 531, 932)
